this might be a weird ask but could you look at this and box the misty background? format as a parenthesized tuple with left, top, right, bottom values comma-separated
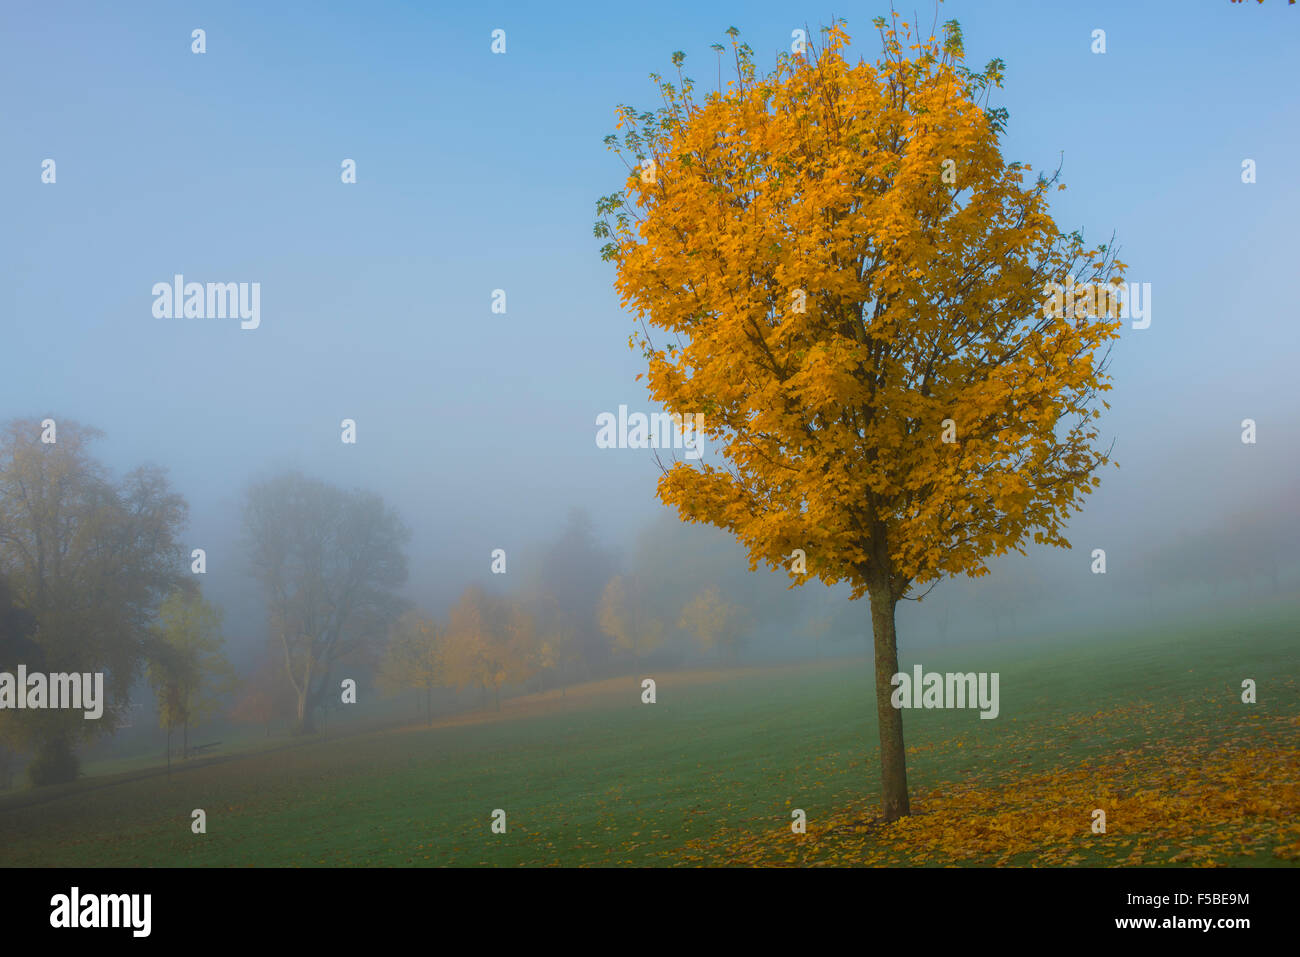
(2, 0, 1297, 772)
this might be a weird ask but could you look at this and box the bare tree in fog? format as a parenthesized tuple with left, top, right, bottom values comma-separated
(243, 472, 409, 735)
(531, 508, 617, 678)
(377, 610, 444, 725)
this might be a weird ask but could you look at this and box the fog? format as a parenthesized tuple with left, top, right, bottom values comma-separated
(2, 0, 1297, 775)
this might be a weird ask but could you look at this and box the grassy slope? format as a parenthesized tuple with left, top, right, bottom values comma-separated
(0, 602, 1296, 867)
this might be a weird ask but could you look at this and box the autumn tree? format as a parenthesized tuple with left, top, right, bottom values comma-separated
(146, 588, 236, 761)
(595, 18, 1125, 820)
(597, 576, 665, 664)
(377, 609, 444, 724)
(625, 512, 814, 655)
(442, 586, 536, 711)
(677, 585, 746, 663)
(0, 418, 189, 784)
(501, 600, 541, 692)
(243, 472, 409, 734)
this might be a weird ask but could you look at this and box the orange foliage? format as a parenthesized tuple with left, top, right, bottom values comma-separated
(597, 18, 1126, 601)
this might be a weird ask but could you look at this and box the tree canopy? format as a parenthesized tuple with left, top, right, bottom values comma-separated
(0, 418, 189, 783)
(595, 16, 1125, 819)
(243, 471, 409, 734)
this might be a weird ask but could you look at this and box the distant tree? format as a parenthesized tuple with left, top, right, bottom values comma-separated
(502, 600, 542, 691)
(0, 418, 188, 784)
(598, 576, 665, 664)
(243, 472, 409, 734)
(530, 597, 582, 695)
(442, 586, 536, 711)
(443, 587, 496, 709)
(0, 575, 37, 669)
(629, 513, 811, 646)
(147, 640, 189, 776)
(377, 610, 444, 725)
(146, 588, 236, 762)
(0, 574, 38, 789)
(677, 585, 746, 663)
(531, 508, 619, 676)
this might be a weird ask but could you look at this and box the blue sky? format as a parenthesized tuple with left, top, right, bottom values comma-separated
(2, 0, 1297, 618)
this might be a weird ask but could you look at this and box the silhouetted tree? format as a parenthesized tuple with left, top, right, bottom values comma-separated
(243, 472, 409, 734)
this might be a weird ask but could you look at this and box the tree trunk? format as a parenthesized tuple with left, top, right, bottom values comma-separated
(294, 678, 321, 735)
(295, 695, 316, 735)
(868, 583, 910, 821)
(291, 655, 317, 735)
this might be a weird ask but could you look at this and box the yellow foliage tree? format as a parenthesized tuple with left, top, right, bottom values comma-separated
(598, 576, 665, 664)
(677, 585, 744, 662)
(377, 610, 444, 725)
(442, 586, 537, 711)
(147, 588, 236, 766)
(595, 17, 1125, 820)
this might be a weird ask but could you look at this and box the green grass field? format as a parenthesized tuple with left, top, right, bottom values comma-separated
(1, 601, 1297, 867)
